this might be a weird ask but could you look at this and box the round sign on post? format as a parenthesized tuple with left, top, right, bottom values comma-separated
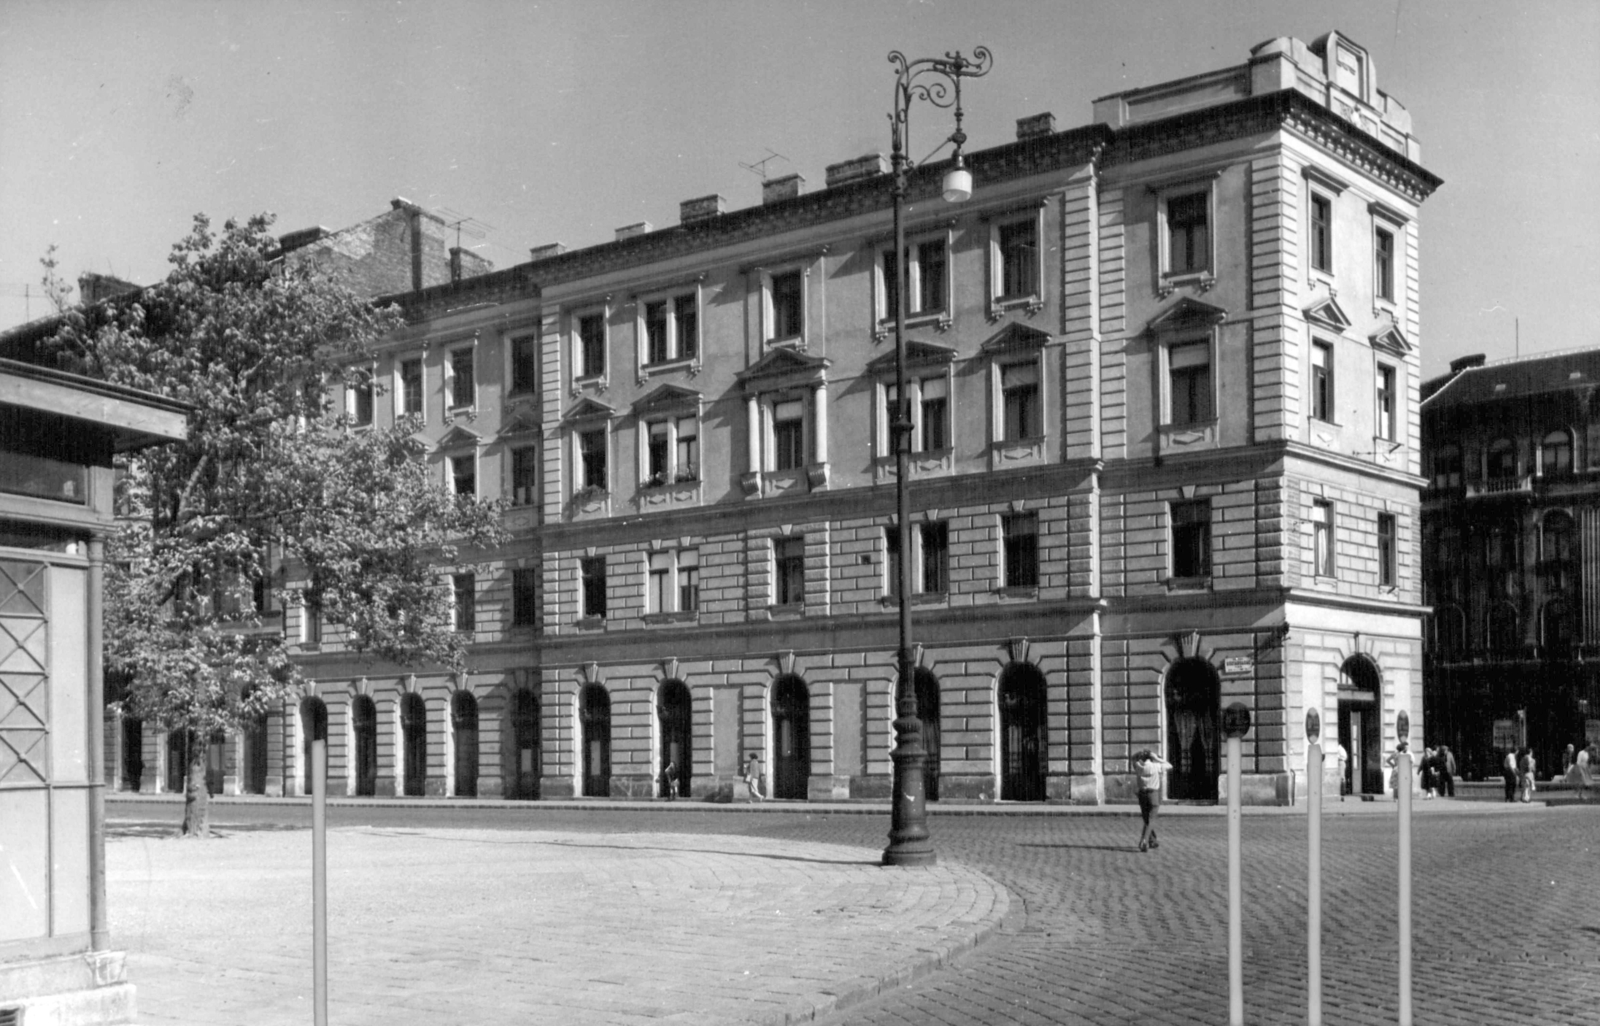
(1223, 702, 1252, 739)
(1306, 708, 1321, 741)
(1396, 710, 1410, 744)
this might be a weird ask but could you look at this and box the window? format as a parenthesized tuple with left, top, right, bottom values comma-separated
(452, 573, 476, 633)
(645, 300, 670, 365)
(449, 347, 475, 409)
(674, 294, 698, 360)
(885, 526, 903, 601)
(1487, 438, 1517, 480)
(880, 237, 949, 323)
(674, 416, 698, 482)
(1541, 430, 1572, 477)
(451, 454, 476, 497)
(300, 594, 322, 646)
(772, 399, 806, 471)
(997, 219, 1039, 300)
(579, 429, 607, 491)
(580, 556, 607, 619)
(1310, 193, 1333, 273)
(642, 293, 699, 366)
(1001, 361, 1041, 441)
(1433, 445, 1462, 488)
(511, 568, 537, 627)
(1312, 500, 1335, 577)
(1166, 191, 1209, 275)
(350, 370, 374, 426)
(642, 414, 699, 487)
(677, 549, 699, 612)
(510, 447, 538, 507)
(510, 333, 538, 394)
(646, 421, 670, 484)
(1375, 365, 1397, 441)
(885, 375, 952, 454)
(1168, 342, 1212, 426)
(920, 522, 949, 594)
(1311, 341, 1333, 422)
(1377, 513, 1397, 587)
(1172, 500, 1212, 579)
(578, 313, 606, 378)
(400, 358, 424, 417)
(1374, 228, 1395, 302)
(769, 270, 803, 342)
(1002, 513, 1039, 588)
(774, 537, 805, 607)
(648, 552, 673, 614)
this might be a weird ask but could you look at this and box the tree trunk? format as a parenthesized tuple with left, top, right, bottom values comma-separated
(180, 741, 211, 837)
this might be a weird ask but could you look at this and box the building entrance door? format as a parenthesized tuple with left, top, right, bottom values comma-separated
(1338, 655, 1384, 795)
(400, 693, 426, 796)
(300, 698, 328, 796)
(580, 685, 610, 797)
(242, 713, 268, 795)
(772, 675, 810, 800)
(999, 663, 1047, 801)
(1165, 659, 1220, 801)
(351, 696, 377, 796)
(658, 680, 692, 798)
(509, 688, 540, 800)
(452, 692, 479, 798)
(121, 716, 143, 792)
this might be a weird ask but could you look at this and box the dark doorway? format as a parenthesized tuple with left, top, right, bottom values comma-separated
(165, 729, 188, 794)
(351, 696, 377, 797)
(580, 685, 611, 797)
(452, 691, 479, 798)
(300, 697, 329, 796)
(121, 716, 143, 792)
(1338, 655, 1384, 795)
(400, 692, 426, 796)
(508, 687, 540, 799)
(241, 710, 268, 795)
(658, 680, 692, 798)
(772, 675, 810, 800)
(914, 668, 941, 801)
(1165, 658, 1220, 801)
(999, 663, 1047, 801)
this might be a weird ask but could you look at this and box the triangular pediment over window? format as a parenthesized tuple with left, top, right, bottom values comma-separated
(866, 339, 958, 373)
(632, 383, 702, 416)
(1370, 323, 1413, 355)
(498, 408, 542, 438)
(1303, 296, 1352, 332)
(563, 396, 616, 423)
(1145, 297, 1228, 337)
(736, 347, 829, 393)
(978, 322, 1053, 354)
(438, 424, 483, 449)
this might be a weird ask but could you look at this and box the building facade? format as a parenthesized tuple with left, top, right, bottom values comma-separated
(1421, 348, 1600, 780)
(116, 31, 1441, 805)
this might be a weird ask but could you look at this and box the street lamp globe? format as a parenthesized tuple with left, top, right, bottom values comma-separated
(941, 162, 972, 203)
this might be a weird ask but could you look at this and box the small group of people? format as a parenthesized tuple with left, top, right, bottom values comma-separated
(1502, 746, 1538, 803)
(1498, 742, 1597, 803)
(1382, 742, 1458, 799)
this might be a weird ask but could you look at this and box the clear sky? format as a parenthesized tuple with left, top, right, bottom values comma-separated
(3, 0, 1596, 379)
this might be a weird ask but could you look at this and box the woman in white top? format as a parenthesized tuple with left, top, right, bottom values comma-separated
(1570, 743, 1592, 802)
(1133, 749, 1174, 852)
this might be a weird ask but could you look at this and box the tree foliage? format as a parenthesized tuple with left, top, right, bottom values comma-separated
(43, 214, 506, 834)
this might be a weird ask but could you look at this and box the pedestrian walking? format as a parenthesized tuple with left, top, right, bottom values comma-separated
(660, 758, 678, 801)
(1335, 742, 1350, 800)
(1132, 749, 1173, 852)
(1562, 743, 1576, 778)
(1517, 747, 1537, 803)
(1420, 747, 1438, 799)
(1385, 741, 1411, 799)
(1502, 748, 1518, 802)
(743, 753, 764, 802)
(1565, 743, 1588, 801)
(1438, 745, 1457, 798)
(1575, 743, 1594, 802)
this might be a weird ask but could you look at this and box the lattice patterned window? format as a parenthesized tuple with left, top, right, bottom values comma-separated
(0, 560, 49, 785)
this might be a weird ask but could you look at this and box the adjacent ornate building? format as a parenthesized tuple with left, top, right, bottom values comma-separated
(1421, 348, 1600, 779)
(114, 31, 1442, 805)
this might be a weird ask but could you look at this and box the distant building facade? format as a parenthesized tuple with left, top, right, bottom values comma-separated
(121, 31, 1441, 805)
(1421, 349, 1600, 779)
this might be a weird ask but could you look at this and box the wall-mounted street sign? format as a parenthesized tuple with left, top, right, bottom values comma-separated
(1222, 656, 1253, 676)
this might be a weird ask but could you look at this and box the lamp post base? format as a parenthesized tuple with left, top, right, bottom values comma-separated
(883, 742, 936, 867)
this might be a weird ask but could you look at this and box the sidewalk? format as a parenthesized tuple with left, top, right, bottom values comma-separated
(105, 824, 1010, 1026)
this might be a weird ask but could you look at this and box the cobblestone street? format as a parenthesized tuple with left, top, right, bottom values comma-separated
(109, 799, 1600, 1025)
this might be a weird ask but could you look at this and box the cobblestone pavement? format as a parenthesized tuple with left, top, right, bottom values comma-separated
(108, 798, 1600, 1025)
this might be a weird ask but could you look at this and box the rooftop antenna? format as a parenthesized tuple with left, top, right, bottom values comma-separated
(433, 207, 495, 251)
(1515, 316, 1520, 358)
(739, 149, 790, 181)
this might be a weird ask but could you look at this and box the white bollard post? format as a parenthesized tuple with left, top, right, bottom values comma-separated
(313, 737, 328, 1026)
(1222, 702, 1251, 1026)
(1396, 711, 1412, 1026)
(1306, 707, 1323, 1026)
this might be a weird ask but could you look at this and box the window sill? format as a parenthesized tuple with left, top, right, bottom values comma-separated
(768, 604, 804, 620)
(641, 355, 698, 373)
(874, 309, 951, 339)
(765, 334, 804, 350)
(990, 293, 1044, 318)
(872, 450, 953, 485)
(996, 585, 1039, 599)
(644, 611, 698, 626)
(447, 404, 476, 417)
(1157, 271, 1215, 298)
(880, 592, 949, 608)
(989, 436, 1047, 471)
(1166, 576, 1213, 592)
(576, 616, 607, 630)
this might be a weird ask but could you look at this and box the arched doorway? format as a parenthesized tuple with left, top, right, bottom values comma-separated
(121, 716, 144, 792)
(1165, 658, 1220, 801)
(914, 669, 941, 801)
(1338, 655, 1383, 796)
(508, 688, 540, 800)
(239, 685, 268, 795)
(300, 697, 329, 796)
(400, 692, 427, 797)
(772, 675, 811, 800)
(579, 685, 611, 797)
(452, 691, 479, 798)
(167, 729, 222, 794)
(998, 663, 1047, 801)
(658, 680, 692, 799)
(351, 696, 377, 796)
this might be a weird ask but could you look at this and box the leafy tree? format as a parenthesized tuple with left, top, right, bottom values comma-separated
(43, 214, 505, 836)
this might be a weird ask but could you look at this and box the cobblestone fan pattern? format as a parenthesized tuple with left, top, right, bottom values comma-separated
(105, 826, 1006, 1025)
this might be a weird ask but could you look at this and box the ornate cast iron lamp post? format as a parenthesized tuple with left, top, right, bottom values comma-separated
(882, 46, 991, 867)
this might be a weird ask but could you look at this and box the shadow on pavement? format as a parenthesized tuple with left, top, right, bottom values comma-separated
(1015, 842, 1138, 853)
(107, 820, 308, 839)
(351, 827, 882, 866)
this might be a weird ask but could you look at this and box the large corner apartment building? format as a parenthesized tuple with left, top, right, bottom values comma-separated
(111, 31, 1442, 805)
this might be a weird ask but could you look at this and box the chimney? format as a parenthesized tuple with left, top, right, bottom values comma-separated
(762, 174, 805, 205)
(76, 272, 140, 306)
(615, 221, 652, 241)
(1449, 353, 1487, 373)
(449, 247, 463, 284)
(679, 194, 726, 225)
(1016, 112, 1056, 140)
(825, 153, 887, 189)
(529, 243, 567, 262)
